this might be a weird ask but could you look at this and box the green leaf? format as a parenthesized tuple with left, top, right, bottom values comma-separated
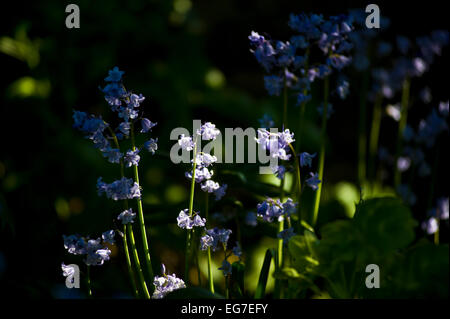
(254, 248, 275, 299)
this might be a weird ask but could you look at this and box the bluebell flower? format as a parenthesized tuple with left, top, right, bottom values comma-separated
(124, 149, 140, 167)
(256, 198, 284, 222)
(178, 134, 195, 151)
(117, 208, 136, 224)
(272, 165, 286, 179)
(201, 228, 232, 251)
(152, 264, 186, 299)
(336, 77, 349, 99)
(201, 180, 220, 193)
(176, 209, 206, 229)
(141, 118, 157, 133)
(245, 212, 257, 227)
(185, 166, 214, 183)
(434, 197, 449, 220)
(277, 227, 296, 244)
(200, 234, 214, 250)
(63, 234, 86, 255)
(397, 157, 411, 172)
(102, 230, 115, 245)
(386, 104, 401, 122)
(73, 111, 87, 129)
(248, 31, 265, 46)
(118, 122, 130, 136)
(439, 101, 449, 117)
(219, 259, 232, 276)
(299, 152, 316, 168)
(104, 66, 124, 82)
(327, 54, 352, 70)
(214, 184, 227, 201)
(264, 75, 283, 96)
(258, 114, 275, 129)
(306, 172, 321, 190)
(61, 263, 77, 280)
(192, 214, 206, 227)
(282, 198, 297, 217)
(144, 138, 158, 154)
(97, 177, 141, 200)
(421, 217, 438, 235)
(85, 239, 111, 266)
(397, 184, 417, 206)
(102, 148, 123, 164)
(195, 153, 217, 168)
(296, 92, 312, 105)
(232, 242, 242, 258)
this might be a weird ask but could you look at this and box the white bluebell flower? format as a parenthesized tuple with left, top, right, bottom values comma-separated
(201, 180, 220, 193)
(197, 122, 221, 141)
(200, 234, 214, 250)
(152, 265, 186, 299)
(422, 217, 438, 235)
(117, 208, 136, 224)
(97, 177, 141, 200)
(178, 134, 195, 151)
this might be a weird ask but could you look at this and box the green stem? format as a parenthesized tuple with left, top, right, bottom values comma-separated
(127, 224, 150, 298)
(434, 219, 440, 245)
(130, 122, 154, 288)
(185, 137, 198, 283)
(368, 93, 383, 186)
(394, 78, 410, 188)
(86, 265, 92, 298)
(312, 77, 329, 226)
(274, 178, 285, 299)
(107, 125, 146, 298)
(123, 224, 139, 298)
(288, 143, 303, 229)
(205, 192, 215, 293)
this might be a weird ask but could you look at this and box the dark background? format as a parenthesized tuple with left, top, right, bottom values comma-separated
(0, 0, 448, 298)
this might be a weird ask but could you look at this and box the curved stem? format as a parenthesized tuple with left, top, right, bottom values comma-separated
(312, 77, 329, 226)
(130, 122, 154, 288)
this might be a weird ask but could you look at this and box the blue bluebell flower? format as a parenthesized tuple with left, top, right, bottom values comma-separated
(201, 228, 232, 251)
(124, 149, 140, 167)
(144, 138, 158, 154)
(258, 114, 275, 129)
(63, 234, 87, 255)
(102, 230, 115, 245)
(141, 118, 157, 133)
(272, 165, 286, 179)
(118, 122, 130, 136)
(299, 152, 316, 168)
(306, 172, 321, 190)
(256, 198, 284, 223)
(277, 227, 296, 244)
(97, 177, 141, 200)
(219, 259, 232, 276)
(245, 212, 258, 227)
(84, 238, 111, 266)
(214, 184, 227, 201)
(232, 242, 242, 258)
(176, 209, 206, 229)
(282, 198, 297, 217)
(104, 66, 124, 82)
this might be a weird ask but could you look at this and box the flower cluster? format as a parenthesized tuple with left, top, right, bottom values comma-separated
(97, 177, 141, 200)
(256, 197, 298, 223)
(422, 198, 449, 235)
(152, 264, 186, 299)
(180, 122, 227, 200)
(177, 209, 206, 229)
(63, 232, 114, 266)
(249, 13, 353, 104)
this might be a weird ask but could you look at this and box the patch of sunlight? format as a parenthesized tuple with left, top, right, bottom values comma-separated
(362, 181, 396, 199)
(8, 77, 51, 98)
(143, 193, 161, 205)
(245, 237, 276, 294)
(165, 184, 188, 204)
(55, 197, 70, 221)
(261, 171, 293, 194)
(334, 181, 359, 218)
(205, 68, 226, 89)
(0, 26, 40, 68)
(174, 0, 192, 14)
